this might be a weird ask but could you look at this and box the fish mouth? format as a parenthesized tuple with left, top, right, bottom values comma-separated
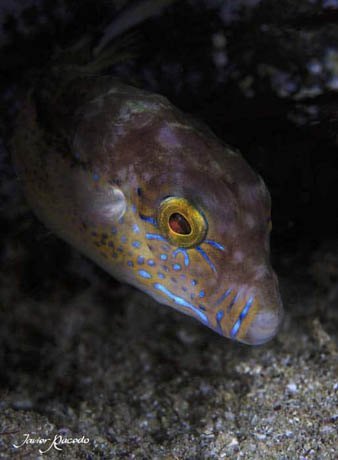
(238, 302, 284, 345)
(228, 288, 284, 345)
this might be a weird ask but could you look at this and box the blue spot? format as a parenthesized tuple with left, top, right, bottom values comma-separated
(137, 187, 142, 196)
(214, 288, 232, 307)
(153, 283, 208, 324)
(121, 235, 127, 243)
(190, 293, 195, 300)
(195, 246, 217, 273)
(93, 173, 100, 181)
(131, 205, 137, 213)
(181, 286, 187, 292)
(199, 305, 206, 311)
(180, 274, 186, 280)
(138, 270, 152, 279)
(127, 261, 134, 267)
(158, 272, 165, 279)
(173, 248, 190, 267)
(146, 233, 166, 241)
(147, 259, 155, 266)
(191, 280, 197, 286)
(230, 297, 254, 339)
(216, 310, 224, 333)
(161, 265, 169, 272)
(160, 254, 168, 261)
(199, 290, 205, 298)
(140, 215, 157, 227)
(132, 240, 141, 248)
(204, 240, 225, 251)
(137, 256, 145, 264)
(117, 246, 123, 252)
(132, 223, 140, 233)
(111, 227, 117, 234)
(172, 263, 181, 271)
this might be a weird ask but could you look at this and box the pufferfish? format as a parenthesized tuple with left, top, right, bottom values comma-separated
(11, 71, 283, 345)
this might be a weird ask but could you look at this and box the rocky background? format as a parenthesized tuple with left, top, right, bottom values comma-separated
(0, 1, 337, 458)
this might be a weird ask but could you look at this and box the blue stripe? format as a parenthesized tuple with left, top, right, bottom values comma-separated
(195, 246, 217, 273)
(214, 288, 232, 307)
(138, 270, 152, 279)
(204, 240, 225, 251)
(146, 233, 167, 241)
(140, 214, 157, 227)
(172, 248, 190, 267)
(153, 283, 208, 324)
(216, 310, 224, 333)
(230, 296, 254, 338)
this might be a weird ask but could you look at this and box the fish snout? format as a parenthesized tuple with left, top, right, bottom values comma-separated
(239, 298, 284, 345)
(234, 275, 284, 345)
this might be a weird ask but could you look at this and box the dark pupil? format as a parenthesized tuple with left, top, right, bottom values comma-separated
(169, 213, 191, 235)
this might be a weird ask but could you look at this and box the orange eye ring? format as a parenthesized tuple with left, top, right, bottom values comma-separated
(157, 197, 207, 248)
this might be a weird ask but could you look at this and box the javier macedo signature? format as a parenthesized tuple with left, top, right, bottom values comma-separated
(12, 433, 90, 454)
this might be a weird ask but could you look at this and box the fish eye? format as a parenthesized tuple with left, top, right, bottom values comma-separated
(157, 197, 207, 248)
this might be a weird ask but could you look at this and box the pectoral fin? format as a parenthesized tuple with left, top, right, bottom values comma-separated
(72, 169, 127, 226)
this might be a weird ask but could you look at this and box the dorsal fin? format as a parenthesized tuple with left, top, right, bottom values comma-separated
(93, 0, 178, 56)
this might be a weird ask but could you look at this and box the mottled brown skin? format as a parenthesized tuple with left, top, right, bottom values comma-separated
(12, 76, 283, 345)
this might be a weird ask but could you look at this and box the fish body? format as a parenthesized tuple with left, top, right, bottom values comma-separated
(12, 75, 283, 345)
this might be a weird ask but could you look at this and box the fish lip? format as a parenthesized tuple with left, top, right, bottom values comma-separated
(238, 301, 284, 345)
